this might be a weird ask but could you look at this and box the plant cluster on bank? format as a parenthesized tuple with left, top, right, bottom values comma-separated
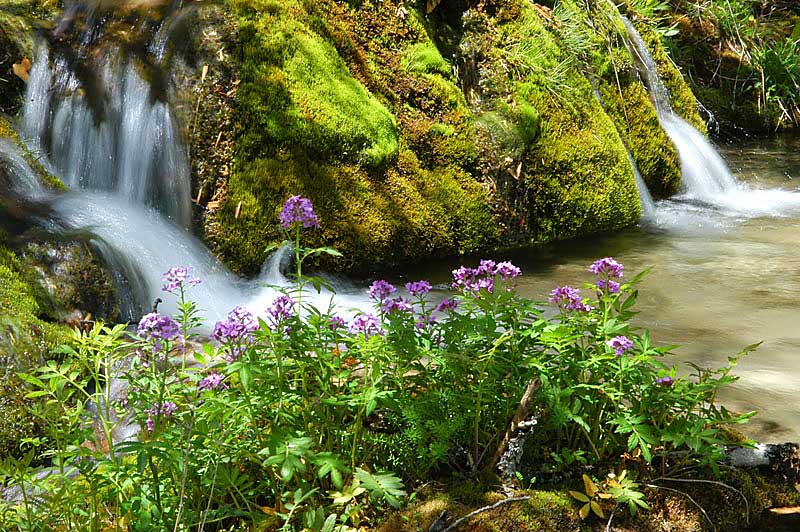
(0, 197, 755, 531)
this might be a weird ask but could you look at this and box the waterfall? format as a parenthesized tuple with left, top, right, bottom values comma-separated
(621, 17, 739, 202)
(22, 38, 191, 228)
(627, 151, 657, 218)
(621, 16, 800, 218)
(8, 5, 371, 324)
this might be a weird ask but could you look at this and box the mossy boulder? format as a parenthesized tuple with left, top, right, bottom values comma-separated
(202, 0, 720, 273)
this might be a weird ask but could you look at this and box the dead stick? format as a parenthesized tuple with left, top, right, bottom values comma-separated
(436, 496, 531, 532)
(486, 378, 540, 473)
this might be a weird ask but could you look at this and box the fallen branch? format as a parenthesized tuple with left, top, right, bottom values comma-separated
(487, 378, 540, 479)
(651, 477, 749, 525)
(645, 483, 715, 532)
(429, 496, 532, 532)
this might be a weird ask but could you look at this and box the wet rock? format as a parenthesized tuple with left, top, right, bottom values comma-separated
(21, 241, 120, 324)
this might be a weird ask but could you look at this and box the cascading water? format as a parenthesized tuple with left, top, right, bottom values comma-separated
(622, 16, 800, 218)
(22, 25, 191, 228)
(8, 3, 370, 324)
(592, 88, 656, 219)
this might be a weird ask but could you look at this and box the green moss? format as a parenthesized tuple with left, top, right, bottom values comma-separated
(401, 41, 451, 76)
(377, 489, 583, 532)
(480, 2, 641, 241)
(232, 0, 399, 168)
(631, 17, 707, 134)
(212, 149, 496, 274)
(0, 244, 71, 458)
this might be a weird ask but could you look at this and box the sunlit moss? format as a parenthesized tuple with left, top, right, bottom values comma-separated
(232, 0, 398, 169)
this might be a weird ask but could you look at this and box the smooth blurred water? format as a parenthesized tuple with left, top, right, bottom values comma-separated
(408, 134, 800, 442)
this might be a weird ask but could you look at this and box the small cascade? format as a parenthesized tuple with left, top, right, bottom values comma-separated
(22, 12, 191, 228)
(627, 151, 657, 218)
(592, 89, 656, 218)
(621, 17, 740, 202)
(8, 3, 372, 323)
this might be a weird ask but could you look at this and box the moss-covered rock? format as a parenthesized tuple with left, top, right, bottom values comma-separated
(200, 0, 715, 273)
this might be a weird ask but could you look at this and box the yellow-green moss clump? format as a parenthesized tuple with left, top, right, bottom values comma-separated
(557, 0, 682, 198)
(0, 243, 71, 458)
(209, 0, 715, 273)
(212, 0, 497, 274)
(462, 1, 641, 242)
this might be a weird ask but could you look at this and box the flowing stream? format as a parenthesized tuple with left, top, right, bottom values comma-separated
(409, 133, 800, 442)
(4, 6, 800, 442)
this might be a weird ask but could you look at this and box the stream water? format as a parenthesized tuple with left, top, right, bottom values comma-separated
(409, 133, 800, 443)
(4, 6, 800, 444)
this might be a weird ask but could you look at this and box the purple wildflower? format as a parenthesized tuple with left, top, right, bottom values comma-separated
(349, 313, 383, 338)
(381, 296, 413, 314)
(369, 280, 396, 301)
(451, 263, 495, 294)
(589, 257, 624, 278)
(596, 279, 621, 294)
(279, 195, 319, 229)
(435, 298, 459, 313)
(137, 313, 182, 345)
(655, 375, 674, 386)
(548, 285, 594, 312)
(145, 401, 178, 432)
(162, 266, 201, 293)
(225, 345, 247, 364)
(405, 280, 432, 297)
(495, 261, 522, 281)
(476, 259, 497, 276)
(160, 401, 177, 417)
(212, 306, 258, 344)
(268, 295, 295, 323)
(198, 372, 226, 391)
(606, 335, 634, 357)
(328, 316, 346, 330)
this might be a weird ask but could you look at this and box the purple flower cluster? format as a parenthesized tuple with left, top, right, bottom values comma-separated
(381, 297, 413, 314)
(405, 280, 432, 297)
(369, 280, 396, 301)
(596, 279, 621, 294)
(495, 261, 522, 281)
(212, 306, 258, 344)
(435, 298, 459, 313)
(548, 285, 593, 312)
(268, 295, 295, 324)
(145, 401, 178, 432)
(451, 259, 522, 293)
(198, 372, 226, 392)
(655, 375, 674, 386)
(279, 195, 319, 229)
(349, 313, 383, 338)
(162, 266, 201, 294)
(606, 335, 634, 357)
(137, 313, 182, 350)
(328, 316, 346, 330)
(589, 257, 624, 278)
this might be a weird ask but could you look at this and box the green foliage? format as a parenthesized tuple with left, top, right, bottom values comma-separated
(2, 214, 757, 530)
(659, 0, 800, 129)
(401, 42, 451, 76)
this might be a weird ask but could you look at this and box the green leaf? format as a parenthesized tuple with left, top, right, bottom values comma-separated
(569, 490, 590, 503)
(355, 469, 406, 509)
(579, 502, 590, 519)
